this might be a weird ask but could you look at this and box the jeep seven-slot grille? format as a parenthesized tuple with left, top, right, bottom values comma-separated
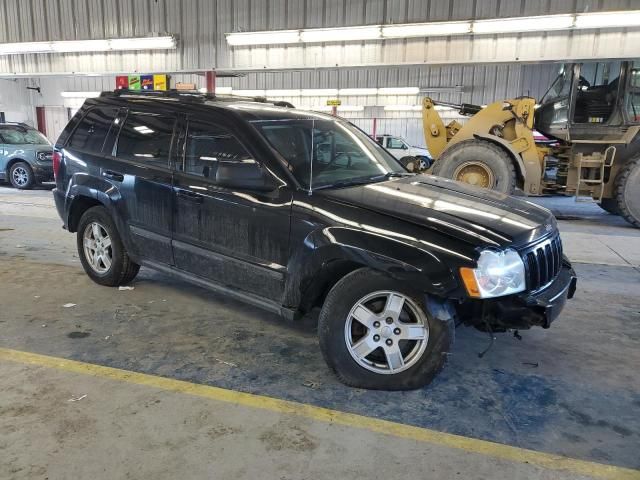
(522, 234, 563, 292)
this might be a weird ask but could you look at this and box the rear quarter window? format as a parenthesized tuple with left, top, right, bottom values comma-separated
(66, 107, 118, 154)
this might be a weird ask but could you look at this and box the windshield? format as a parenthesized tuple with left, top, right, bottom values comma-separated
(0, 126, 50, 145)
(251, 118, 406, 190)
(540, 64, 572, 105)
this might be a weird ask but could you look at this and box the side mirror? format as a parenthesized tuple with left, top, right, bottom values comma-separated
(216, 161, 278, 192)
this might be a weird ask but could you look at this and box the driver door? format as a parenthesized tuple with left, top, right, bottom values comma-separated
(171, 116, 292, 301)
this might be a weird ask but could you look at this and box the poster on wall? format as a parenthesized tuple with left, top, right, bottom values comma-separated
(116, 76, 129, 89)
(128, 75, 141, 90)
(153, 75, 168, 91)
(115, 74, 169, 91)
(141, 75, 154, 90)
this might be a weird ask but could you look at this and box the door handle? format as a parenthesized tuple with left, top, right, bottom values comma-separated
(102, 170, 124, 182)
(176, 189, 203, 204)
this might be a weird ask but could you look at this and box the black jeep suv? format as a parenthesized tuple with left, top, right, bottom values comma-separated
(52, 90, 576, 390)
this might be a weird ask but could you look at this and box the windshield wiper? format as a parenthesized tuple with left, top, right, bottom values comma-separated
(313, 172, 412, 190)
(313, 175, 388, 190)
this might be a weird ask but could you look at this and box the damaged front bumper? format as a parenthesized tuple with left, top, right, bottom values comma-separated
(477, 259, 577, 331)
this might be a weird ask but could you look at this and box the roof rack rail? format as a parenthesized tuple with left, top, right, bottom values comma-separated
(101, 89, 295, 108)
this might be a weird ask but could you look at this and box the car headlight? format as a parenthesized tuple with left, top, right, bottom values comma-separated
(460, 249, 526, 298)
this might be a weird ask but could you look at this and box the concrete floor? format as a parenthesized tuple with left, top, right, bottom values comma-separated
(1, 185, 639, 479)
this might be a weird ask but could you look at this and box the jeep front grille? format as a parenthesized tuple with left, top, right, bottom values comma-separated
(522, 234, 563, 292)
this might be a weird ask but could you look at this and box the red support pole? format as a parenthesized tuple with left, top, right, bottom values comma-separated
(205, 70, 216, 94)
(35, 107, 46, 136)
(372, 117, 377, 139)
(331, 106, 337, 116)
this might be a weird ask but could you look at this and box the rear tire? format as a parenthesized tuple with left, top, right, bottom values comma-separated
(614, 157, 640, 228)
(9, 162, 35, 189)
(77, 206, 140, 286)
(432, 139, 517, 194)
(318, 268, 455, 390)
(598, 198, 621, 216)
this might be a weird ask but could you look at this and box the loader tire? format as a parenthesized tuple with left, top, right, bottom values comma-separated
(614, 156, 640, 228)
(598, 198, 620, 216)
(432, 139, 517, 194)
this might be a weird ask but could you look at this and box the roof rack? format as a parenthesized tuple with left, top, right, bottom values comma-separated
(101, 89, 295, 108)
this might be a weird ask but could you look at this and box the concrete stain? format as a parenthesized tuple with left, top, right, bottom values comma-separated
(67, 331, 91, 339)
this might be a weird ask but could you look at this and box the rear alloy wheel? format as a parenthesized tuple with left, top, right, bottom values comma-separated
(9, 162, 35, 189)
(77, 206, 140, 286)
(614, 157, 640, 228)
(432, 139, 517, 194)
(318, 268, 455, 390)
(83, 222, 113, 274)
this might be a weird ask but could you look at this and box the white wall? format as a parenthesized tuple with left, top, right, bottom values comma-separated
(0, 79, 35, 125)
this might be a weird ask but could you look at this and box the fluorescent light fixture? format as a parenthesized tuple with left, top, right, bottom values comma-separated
(226, 30, 300, 46)
(338, 88, 378, 95)
(0, 36, 176, 56)
(472, 14, 574, 34)
(266, 89, 302, 96)
(226, 11, 640, 47)
(110, 36, 176, 50)
(383, 105, 422, 111)
(575, 10, 640, 29)
(378, 87, 420, 95)
(233, 89, 266, 97)
(383, 21, 471, 38)
(300, 26, 381, 43)
(61, 91, 101, 98)
(300, 89, 339, 96)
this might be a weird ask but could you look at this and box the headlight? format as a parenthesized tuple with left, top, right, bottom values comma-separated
(460, 249, 526, 298)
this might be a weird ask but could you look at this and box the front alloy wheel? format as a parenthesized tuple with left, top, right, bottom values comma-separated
(345, 291, 429, 374)
(318, 268, 455, 390)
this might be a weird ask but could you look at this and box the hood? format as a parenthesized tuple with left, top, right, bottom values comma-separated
(318, 174, 556, 248)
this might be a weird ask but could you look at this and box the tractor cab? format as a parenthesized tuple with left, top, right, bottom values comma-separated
(536, 60, 640, 142)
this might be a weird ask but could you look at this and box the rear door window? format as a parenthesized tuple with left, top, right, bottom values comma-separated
(116, 112, 176, 168)
(67, 107, 118, 153)
(182, 121, 253, 179)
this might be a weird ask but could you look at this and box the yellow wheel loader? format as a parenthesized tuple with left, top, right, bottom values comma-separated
(421, 60, 640, 228)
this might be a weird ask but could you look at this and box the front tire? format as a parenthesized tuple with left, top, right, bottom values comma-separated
(9, 162, 35, 189)
(432, 139, 517, 194)
(77, 206, 140, 286)
(318, 268, 455, 390)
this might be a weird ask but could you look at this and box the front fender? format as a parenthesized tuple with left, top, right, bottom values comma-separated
(283, 226, 461, 312)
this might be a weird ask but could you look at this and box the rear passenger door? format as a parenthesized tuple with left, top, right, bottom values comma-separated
(109, 109, 177, 265)
(171, 117, 291, 301)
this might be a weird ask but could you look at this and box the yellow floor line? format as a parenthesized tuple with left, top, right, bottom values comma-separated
(1, 347, 638, 480)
